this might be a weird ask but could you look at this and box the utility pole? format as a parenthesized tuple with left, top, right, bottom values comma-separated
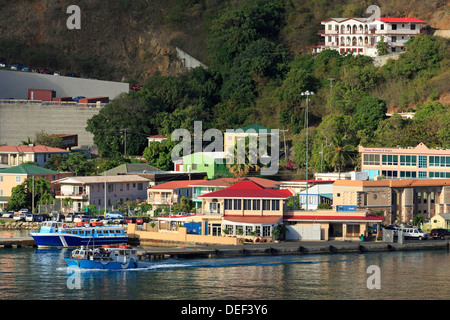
(280, 129, 289, 162)
(121, 128, 128, 158)
(301, 90, 314, 211)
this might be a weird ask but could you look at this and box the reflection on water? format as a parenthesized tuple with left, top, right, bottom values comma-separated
(0, 241, 449, 300)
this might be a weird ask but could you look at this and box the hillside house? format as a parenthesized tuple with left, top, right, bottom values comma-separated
(313, 17, 427, 57)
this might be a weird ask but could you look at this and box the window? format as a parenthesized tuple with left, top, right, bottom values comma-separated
(363, 154, 380, 165)
(411, 24, 416, 30)
(382, 154, 398, 165)
(380, 24, 384, 30)
(418, 171, 427, 178)
(16, 176, 21, 183)
(400, 171, 417, 178)
(271, 200, 280, 211)
(400, 155, 417, 166)
(243, 199, 252, 210)
(224, 199, 232, 210)
(262, 200, 270, 210)
(137, 183, 143, 190)
(391, 24, 397, 30)
(233, 199, 241, 210)
(253, 199, 260, 210)
(418, 156, 427, 168)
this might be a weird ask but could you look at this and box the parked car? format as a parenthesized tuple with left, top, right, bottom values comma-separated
(1, 212, 14, 218)
(136, 217, 150, 225)
(73, 215, 90, 223)
(72, 96, 85, 102)
(40, 68, 52, 74)
(25, 213, 36, 222)
(429, 229, 450, 240)
(399, 228, 428, 240)
(35, 214, 52, 222)
(0, 62, 7, 68)
(13, 213, 26, 221)
(125, 217, 137, 224)
(105, 211, 126, 219)
(10, 64, 23, 70)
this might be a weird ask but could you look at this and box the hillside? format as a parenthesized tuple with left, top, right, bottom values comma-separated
(1, 0, 450, 179)
(0, 0, 448, 83)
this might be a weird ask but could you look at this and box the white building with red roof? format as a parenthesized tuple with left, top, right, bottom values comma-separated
(313, 16, 427, 57)
(199, 178, 293, 238)
(0, 144, 70, 168)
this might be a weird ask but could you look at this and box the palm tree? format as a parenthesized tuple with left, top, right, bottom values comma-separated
(323, 134, 354, 178)
(226, 137, 261, 178)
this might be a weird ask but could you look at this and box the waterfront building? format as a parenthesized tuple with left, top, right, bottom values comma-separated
(313, 17, 427, 57)
(359, 143, 450, 180)
(0, 164, 72, 208)
(147, 179, 205, 208)
(332, 178, 450, 224)
(0, 144, 69, 168)
(53, 175, 150, 212)
(200, 178, 293, 238)
(429, 213, 450, 230)
(189, 177, 278, 210)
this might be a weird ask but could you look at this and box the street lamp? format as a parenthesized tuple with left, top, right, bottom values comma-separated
(97, 167, 107, 216)
(301, 90, 314, 211)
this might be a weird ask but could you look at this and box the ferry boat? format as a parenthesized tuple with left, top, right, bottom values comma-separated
(65, 244, 138, 270)
(30, 221, 128, 248)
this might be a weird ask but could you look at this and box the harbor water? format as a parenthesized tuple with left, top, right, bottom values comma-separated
(1, 230, 449, 301)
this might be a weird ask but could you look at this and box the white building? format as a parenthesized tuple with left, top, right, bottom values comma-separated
(53, 175, 150, 212)
(313, 17, 427, 57)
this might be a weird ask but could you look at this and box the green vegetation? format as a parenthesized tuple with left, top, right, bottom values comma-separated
(85, 0, 449, 179)
(1, 0, 447, 179)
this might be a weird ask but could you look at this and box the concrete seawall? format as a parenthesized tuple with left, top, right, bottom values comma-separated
(136, 239, 449, 260)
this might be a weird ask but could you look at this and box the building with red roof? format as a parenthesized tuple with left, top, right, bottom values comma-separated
(313, 16, 427, 57)
(0, 144, 70, 168)
(147, 179, 205, 208)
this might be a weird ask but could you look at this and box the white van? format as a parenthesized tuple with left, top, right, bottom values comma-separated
(400, 228, 428, 240)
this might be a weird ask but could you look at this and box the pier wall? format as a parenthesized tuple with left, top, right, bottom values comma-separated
(128, 224, 239, 246)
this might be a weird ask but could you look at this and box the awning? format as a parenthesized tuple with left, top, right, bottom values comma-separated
(284, 215, 384, 223)
(223, 216, 282, 225)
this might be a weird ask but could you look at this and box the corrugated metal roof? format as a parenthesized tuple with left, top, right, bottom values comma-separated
(0, 164, 58, 175)
(200, 179, 292, 199)
(0, 145, 69, 154)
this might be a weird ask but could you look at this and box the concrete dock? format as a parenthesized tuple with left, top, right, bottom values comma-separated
(1, 236, 448, 259)
(135, 239, 450, 260)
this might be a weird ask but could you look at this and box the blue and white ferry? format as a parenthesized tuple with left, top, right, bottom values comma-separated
(30, 221, 128, 248)
(65, 244, 138, 270)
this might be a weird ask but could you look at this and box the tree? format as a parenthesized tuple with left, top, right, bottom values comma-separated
(226, 137, 261, 178)
(376, 36, 388, 56)
(142, 140, 177, 171)
(5, 177, 52, 211)
(323, 134, 354, 177)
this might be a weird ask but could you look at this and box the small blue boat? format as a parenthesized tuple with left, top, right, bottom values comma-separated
(30, 221, 128, 248)
(65, 244, 139, 270)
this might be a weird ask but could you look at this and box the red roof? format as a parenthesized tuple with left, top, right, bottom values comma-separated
(188, 177, 279, 189)
(0, 145, 69, 153)
(376, 17, 427, 23)
(284, 215, 385, 222)
(150, 179, 205, 190)
(200, 179, 293, 199)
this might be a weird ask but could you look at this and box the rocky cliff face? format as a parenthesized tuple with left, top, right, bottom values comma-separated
(0, 0, 447, 84)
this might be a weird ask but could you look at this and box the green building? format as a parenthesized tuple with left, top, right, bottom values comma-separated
(182, 152, 229, 179)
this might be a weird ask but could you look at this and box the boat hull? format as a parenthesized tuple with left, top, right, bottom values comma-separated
(65, 258, 138, 270)
(31, 233, 128, 248)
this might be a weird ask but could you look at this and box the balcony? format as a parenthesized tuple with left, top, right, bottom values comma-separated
(55, 191, 88, 199)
